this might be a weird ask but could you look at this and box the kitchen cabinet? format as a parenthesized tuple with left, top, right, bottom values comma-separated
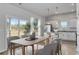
(58, 31, 76, 41)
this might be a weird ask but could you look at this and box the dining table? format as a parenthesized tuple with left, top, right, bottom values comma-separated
(10, 36, 50, 55)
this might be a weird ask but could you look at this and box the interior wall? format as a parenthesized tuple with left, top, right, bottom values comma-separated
(46, 12, 77, 31)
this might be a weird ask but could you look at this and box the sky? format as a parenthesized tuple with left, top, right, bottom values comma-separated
(10, 18, 28, 25)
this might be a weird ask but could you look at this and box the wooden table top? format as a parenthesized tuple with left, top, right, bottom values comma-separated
(10, 36, 49, 46)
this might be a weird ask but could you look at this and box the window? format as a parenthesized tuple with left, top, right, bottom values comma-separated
(19, 19, 30, 36)
(10, 18, 19, 36)
(7, 18, 10, 37)
(61, 21, 68, 28)
(7, 17, 41, 37)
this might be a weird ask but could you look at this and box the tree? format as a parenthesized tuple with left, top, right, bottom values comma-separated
(24, 23, 30, 34)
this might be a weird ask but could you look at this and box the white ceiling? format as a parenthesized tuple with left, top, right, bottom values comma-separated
(11, 3, 76, 17)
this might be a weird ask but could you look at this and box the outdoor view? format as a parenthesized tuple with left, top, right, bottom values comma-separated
(10, 18, 18, 36)
(19, 19, 30, 36)
(7, 17, 39, 37)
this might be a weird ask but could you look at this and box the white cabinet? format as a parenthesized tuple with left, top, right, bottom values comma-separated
(59, 32, 76, 41)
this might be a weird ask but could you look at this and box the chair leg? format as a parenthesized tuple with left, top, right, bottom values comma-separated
(13, 44, 15, 55)
(56, 46, 59, 55)
(57, 45, 60, 55)
(10, 43, 13, 55)
(59, 45, 62, 55)
(13, 48, 15, 55)
(32, 45, 34, 55)
(58, 50, 60, 55)
(10, 46, 12, 55)
(22, 46, 25, 55)
(37, 44, 38, 50)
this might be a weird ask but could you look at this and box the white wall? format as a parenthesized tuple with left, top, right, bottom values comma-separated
(46, 12, 77, 30)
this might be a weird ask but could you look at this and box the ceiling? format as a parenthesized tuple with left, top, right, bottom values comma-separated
(10, 3, 76, 17)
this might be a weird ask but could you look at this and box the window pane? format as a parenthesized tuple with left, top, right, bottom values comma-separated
(19, 19, 30, 37)
(10, 18, 19, 36)
(7, 18, 10, 37)
(61, 21, 68, 28)
(33, 19, 38, 36)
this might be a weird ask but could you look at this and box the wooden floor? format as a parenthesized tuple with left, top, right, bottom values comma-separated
(0, 40, 76, 55)
(61, 41, 76, 55)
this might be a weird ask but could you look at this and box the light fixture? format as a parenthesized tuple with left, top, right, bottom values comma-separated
(47, 8, 50, 16)
(55, 6, 59, 14)
(18, 3, 22, 5)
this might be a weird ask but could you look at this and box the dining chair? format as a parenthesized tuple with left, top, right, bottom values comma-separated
(7, 36, 22, 55)
(36, 38, 62, 55)
(55, 39, 62, 55)
(7, 36, 20, 47)
(21, 35, 28, 38)
(35, 40, 58, 55)
(36, 37, 50, 52)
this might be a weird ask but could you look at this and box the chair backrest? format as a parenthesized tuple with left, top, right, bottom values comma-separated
(55, 39, 62, 45)
(7, 36, 20, 47)
(21, 35, 28, 38)
(36, 39, 62, 55)
(7, 36, 20, 40)
(36, 40, 58, 55)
